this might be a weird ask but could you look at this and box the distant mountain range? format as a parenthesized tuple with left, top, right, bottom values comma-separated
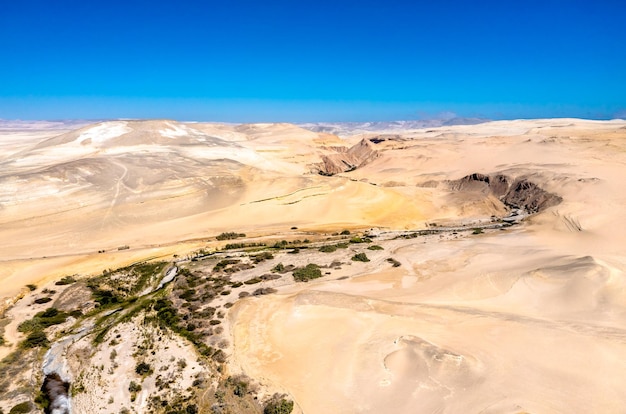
(298, 118, 489, 135)
(0, 117, 489, 135)
(0, 119, 93, 130)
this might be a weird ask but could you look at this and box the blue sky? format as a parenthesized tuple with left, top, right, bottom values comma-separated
(1, 0, 625, 122)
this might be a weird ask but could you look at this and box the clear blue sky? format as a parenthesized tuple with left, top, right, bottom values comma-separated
(1, 0, 625, 122)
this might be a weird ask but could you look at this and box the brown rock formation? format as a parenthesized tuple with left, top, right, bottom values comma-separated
(316, 139, 380, 176)
(503, 179, 563, 213)
(451, 173, 561, 213)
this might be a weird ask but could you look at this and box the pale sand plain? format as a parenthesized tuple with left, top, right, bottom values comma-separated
(1, 118, 626, 412)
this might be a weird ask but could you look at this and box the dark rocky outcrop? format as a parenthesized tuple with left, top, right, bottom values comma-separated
(489, 174, 510, 197)
(41, 372, 70, 414)
(315, 139, 380, 176)
(503, 179, 562, 213)
(450, 173, 491, 192)
(451, 173, 562, 213)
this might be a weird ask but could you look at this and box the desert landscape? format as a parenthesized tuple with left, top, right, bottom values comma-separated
(1, 118, 626, 413)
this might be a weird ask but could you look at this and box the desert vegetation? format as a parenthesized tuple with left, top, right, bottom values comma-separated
(351, 253, 370, 262)
(216, 232, 246, 241)
(292, 264, 322, 282)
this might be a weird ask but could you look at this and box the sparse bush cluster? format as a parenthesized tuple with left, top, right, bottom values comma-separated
(319, 242, 349, 253)
(271, 239, 309, 250)
(55, 275, 77, 285)
(135, 362, 153, 376)
(292, 264, 322, 282)
(264, 394, 294, 414)
(252, 252, 274, 263)
(216, 232, 246, 240)
(272, 240, 289, 249)
(8, 402, 33, 414)
(394, 229, 438, 239)
(351, 253, 370, 262)
(213, 259, 241, 272)
(224, 242, 266, 250)
(1, 231, 403, 414)
(129, 380, 142, 392)
(350, 236, 372, 244)
(87, 261, 167, 307)
(21, 330, 49, 349)
(18, 307, 68, 337)
(226, 375, 251, 397)
(271, 263, 295, 275)
(151, 298, 221, 360)
(90, 288, 122, 306)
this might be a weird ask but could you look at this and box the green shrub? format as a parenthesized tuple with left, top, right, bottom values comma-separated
(179, 289, 196, 301)
(351, 253, 370, 262)
(213, 259, 240, 272)
(224, 243, 246, 250)
(91, 289, 121, 306)
(21, 330, 49, 348)
(18, 308, 68, 333)
(319, 245, 337, 253)
(216, 232, 246, 240)
(272, 263, 285, 273)
(55, 275, 76, 285)
(349, 236, 372, 244)
(367, 245, 384, 250)
(26, 284, 37, 291)
(472, 228, 484, 234)
(17, 319, 41, 333)
(135, 362, 152, 376)
(340, 229, 351, 235)
(272, 240, 289, 249)
(129, 262, 166, 293)
(227, 375, 250, 397)
(212, 349, 227, 363)
(34, 297, 52, 304)
(34, 390, 49, 410)
(264, 395, 294, 414)
(129, 381, 142, 392)
(9, 402, 32, 414)
(154, 299, 180, 327)
(293, 264, 322, 282)
(386, 258, 401, 267)
(224, 242, 265, 250)
(252, 252, 274, 263)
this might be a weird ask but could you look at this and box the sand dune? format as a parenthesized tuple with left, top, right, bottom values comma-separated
(1, 118, 626, 412)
